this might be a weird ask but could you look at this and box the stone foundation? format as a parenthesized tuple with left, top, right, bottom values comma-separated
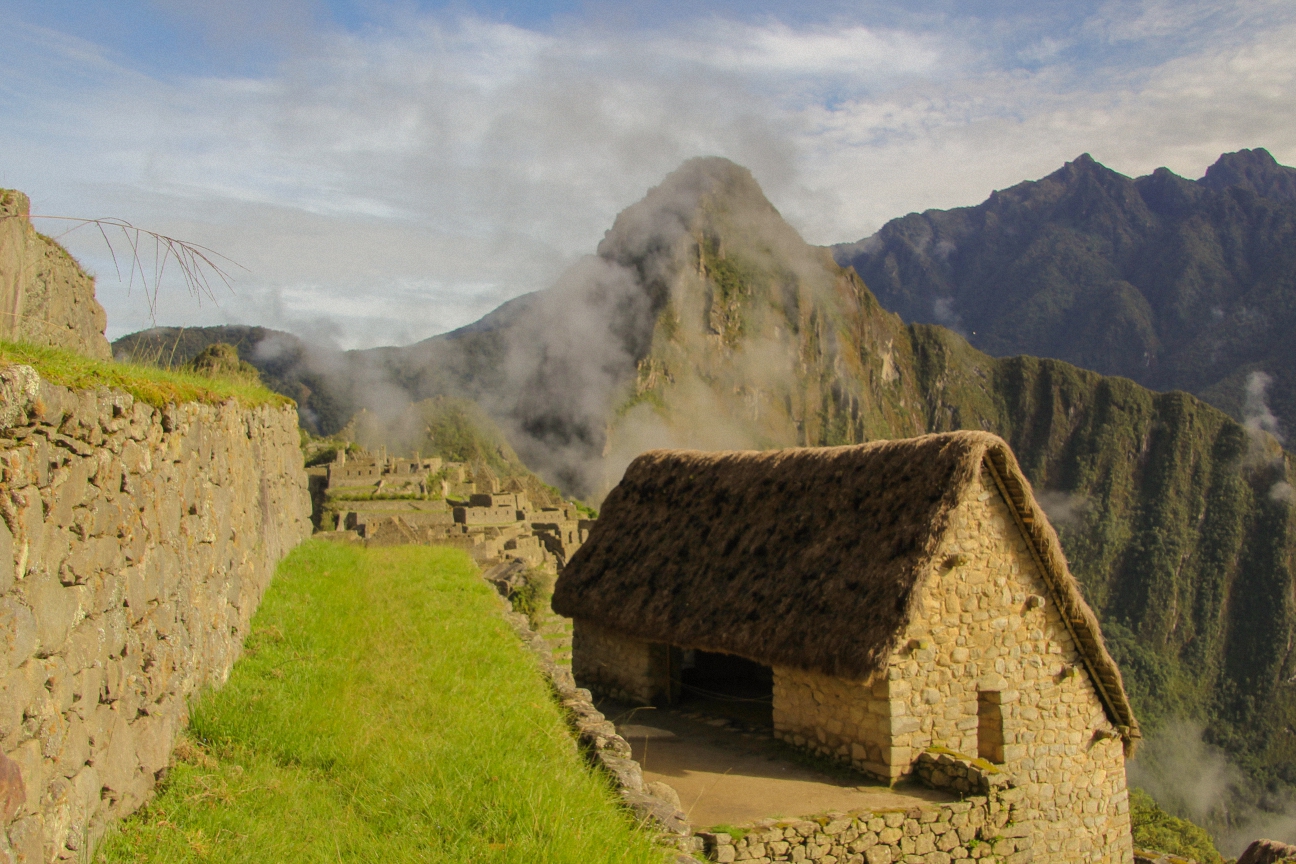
(700, 789, 1034, 864)
(912, 749, 1009, 796)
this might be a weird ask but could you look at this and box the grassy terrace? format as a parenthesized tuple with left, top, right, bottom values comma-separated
(0, 339, 290, 409)
(96, 542, 665, 864)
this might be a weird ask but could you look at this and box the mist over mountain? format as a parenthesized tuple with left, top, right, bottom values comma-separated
(118, 159, 1296, 835)
(832, 148, 1296, 438)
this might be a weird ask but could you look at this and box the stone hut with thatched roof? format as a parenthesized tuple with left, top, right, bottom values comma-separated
(553, 431, 1140, 864)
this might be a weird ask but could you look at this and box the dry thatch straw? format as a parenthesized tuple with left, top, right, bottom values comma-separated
(554, 430, 1139, 747)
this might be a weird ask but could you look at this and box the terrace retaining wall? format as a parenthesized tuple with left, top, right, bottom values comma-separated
(699, 787, 1035, 864)
(0, 365, 311, 863)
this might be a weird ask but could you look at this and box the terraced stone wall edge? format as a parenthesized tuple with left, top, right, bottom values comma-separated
(0, 364, 311, 864)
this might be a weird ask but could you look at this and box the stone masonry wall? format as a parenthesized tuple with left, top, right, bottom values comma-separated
(0, 191, 112, 361)
(894, 463, 1131, 864)
(769, 463, 1131, 863)
(571, 618, 670, 705)
(0, 365, 311, 863)
(771, 665, 892, 778)
(699, 788, 1035, 864)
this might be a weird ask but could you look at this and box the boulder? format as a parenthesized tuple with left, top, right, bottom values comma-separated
(1238, 839, 1296, 864)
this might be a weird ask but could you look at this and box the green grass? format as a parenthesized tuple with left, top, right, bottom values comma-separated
(0, 339, 290, 409)
(95, 541, 667, 864)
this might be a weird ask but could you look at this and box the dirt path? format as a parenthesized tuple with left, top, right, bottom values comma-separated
(603, 703, 952, 829)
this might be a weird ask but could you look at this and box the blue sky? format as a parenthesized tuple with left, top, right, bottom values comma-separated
(3, 0, 1294, 347)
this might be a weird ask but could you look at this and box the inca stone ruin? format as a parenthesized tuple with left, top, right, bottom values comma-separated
(555, 431, 1142, 864)
(312, 448, 590, 568)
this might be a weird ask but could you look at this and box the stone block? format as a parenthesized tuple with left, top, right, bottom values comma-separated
(7, 740, 42, 818)
(6, 814, 42, 864)
(129, 716, 172, 777)
(884, 747, 912, 768)
(95, 712, 135, 796)
(866, 846, 893, 864)
(891, 717, 921, 735)
(0, 518, 12, 596)
(0, 599, 37, 671)
(0, 751, 24, 823)
(22, 571, 81, 654)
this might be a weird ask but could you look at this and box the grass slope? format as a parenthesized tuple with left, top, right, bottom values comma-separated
(95, 541, 665, 864)
(0, 339, 290, 410)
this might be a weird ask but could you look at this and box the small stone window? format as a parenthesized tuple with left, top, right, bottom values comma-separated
(977, 690, 1004, 763)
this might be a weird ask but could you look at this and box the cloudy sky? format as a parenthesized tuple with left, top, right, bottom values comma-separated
(2, 0, 1293, 348)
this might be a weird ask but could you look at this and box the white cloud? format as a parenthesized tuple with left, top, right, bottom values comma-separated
(1, 4, 1294, 348)
(664, 21, 946, 78)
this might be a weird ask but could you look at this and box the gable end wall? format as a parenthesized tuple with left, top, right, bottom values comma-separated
(771, 463, 1132, 863)
(899, 462, 1133, 864)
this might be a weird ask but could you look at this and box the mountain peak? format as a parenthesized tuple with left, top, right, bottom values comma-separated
(1200, 147, 1296, 201)
(596, 156, 776, 266)
(1057, 152, 1128, 183)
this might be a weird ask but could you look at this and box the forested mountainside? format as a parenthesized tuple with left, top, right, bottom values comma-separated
(118, 158, 1296, 795)
(833, 148, 1296, 437)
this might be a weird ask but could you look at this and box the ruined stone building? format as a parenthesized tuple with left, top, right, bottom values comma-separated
(325, 448, 445, 496)
(317, 449, 590, 567)
(553, 431, 1141, 864)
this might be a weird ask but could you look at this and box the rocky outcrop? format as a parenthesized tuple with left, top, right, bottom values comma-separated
(1238, 839, 1296, 864)
(0, 366, 311, 863)
(0, 191, 111, 361)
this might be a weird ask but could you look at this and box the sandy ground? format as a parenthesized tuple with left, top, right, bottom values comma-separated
(603, 701, 952, 829)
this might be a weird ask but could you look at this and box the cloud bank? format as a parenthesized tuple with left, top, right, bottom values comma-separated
(1, 1, 1294, 347)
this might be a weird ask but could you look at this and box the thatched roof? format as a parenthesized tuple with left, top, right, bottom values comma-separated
(553, 431, 1140, 748)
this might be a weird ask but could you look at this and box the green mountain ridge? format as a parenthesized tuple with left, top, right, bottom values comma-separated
(832, 147, 1296, 438)
(117, 159, 1296, 827)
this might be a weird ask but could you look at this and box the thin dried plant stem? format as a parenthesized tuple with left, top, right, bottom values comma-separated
(23, 214, 247, 322)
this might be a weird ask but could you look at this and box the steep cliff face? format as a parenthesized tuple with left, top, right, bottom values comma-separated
(0, 191, 111, 361)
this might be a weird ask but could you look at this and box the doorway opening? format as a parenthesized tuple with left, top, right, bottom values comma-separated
(674, 648, 773, 728)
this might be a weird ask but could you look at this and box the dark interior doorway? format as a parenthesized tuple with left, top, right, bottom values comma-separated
(675, 649, 774, 728)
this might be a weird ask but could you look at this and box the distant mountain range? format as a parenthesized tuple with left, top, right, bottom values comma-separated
(116, 155, 1296, 812)
(833, 147, 1296, 436)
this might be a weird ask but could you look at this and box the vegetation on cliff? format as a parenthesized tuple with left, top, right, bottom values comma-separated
(96, 541, 665, 864)
(1131, 789, 1225, 864)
